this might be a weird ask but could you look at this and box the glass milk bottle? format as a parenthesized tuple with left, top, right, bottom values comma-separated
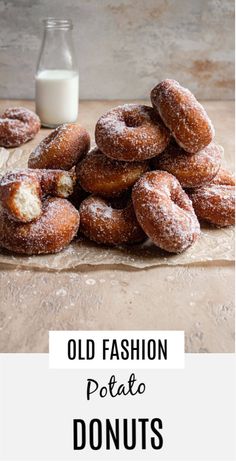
(35, 18, 79, 127)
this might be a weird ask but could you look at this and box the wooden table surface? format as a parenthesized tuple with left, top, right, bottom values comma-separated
(0, 100, 234, 353)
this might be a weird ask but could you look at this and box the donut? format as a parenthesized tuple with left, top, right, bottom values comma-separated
(188, 184, 235, 227)
(151, 79, 215, 154)
(28, 123, 90, 170)
(210, 167, 235, 186)
(77, 147, 149, 196)
(40, 169, 76, 198)
(0, 197, 80, 255)
(0, 107, 40, 147)
(95, 104, 170, 161)
(152, 140, 222, 188)
(132, 171, 200, 253)
(0, 169, 75, 223)
(79, 195, 146, 245)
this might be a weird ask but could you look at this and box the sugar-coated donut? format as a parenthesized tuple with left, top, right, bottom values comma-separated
(0, 197, 80, 255)
(39, 169, 76, 198)
(188, 184, 235, 227)
(77, 147, 149, 196)
(79, 195, 146, 245)
(210, 167, 235, 186)
(28, 123, 90, 170)
(0, 169, 75, 223)
(95, 104, 170, 161)
(132, 171, 200, 253)
(152, 140, 222, 188)
(0, 107, 40, 147)
(151, 79, 215, 154)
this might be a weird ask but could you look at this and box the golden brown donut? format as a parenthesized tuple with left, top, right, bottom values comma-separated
(79, 195, 146, 245)
(95, 104, 170, 161)
(40, 169, 76, 198)
(0, 197, 80, 255)
(77, 147, 149, 196)
(151, 79, 215, 154)
(0, 169, 76, 223)
(28, 123, 90, 170)
(132, 171, 200, 253)
(188, 184, 235, 227)
(0, 107, 40, 147)
(152, 140, 222, 188)
(210, 167, 235, 186)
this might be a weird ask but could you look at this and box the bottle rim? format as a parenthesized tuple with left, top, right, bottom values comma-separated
(43, 18, 73, 30)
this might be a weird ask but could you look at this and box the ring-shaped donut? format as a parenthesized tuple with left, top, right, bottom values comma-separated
(188, 184, 235, 227)
(28, 123, 90, 170)
(79, 195, 146, 245)
(0, 197, 80, 255)
(152, 140, 222, 188)
(95, 104, 170, 161)
(132, 171, 200, 253)
(77, 147, 149, 196)
(0, 107, 40, 147)
(151, 79, 215, 154)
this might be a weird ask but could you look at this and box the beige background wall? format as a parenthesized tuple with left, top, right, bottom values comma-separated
(0, 0, 234, 100)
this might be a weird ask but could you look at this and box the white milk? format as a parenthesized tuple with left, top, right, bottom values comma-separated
(35, 69, 79, 127)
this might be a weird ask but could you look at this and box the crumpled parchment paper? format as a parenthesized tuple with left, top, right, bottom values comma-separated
(0, 147, 234, 270)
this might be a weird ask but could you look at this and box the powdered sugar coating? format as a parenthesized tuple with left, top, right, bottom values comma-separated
(95, 104, 170, 161)
(0, 107, 40, 148)
(0, 197, 80, 255)
(132, 171, 200, 253)
(77, 147, 149, 196)
(188, 184, 235, 227)
(151, 79, 215, 154)
(79, 195, 146, 245)
(28, 123, 90, 170)
(153, 140, 222, 188)
(210, 167, 235, 186)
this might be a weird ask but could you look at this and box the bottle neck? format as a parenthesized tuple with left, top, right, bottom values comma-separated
(42, 18, 73, 46)
(42, 27, 72, 49)
(37, 18, 77, 73)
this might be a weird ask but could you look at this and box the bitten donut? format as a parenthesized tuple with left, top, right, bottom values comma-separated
(210, 167, 235, 186)
(95, 104, 170, 161)
(151, 79, 215, 154)
(0, 197, 80, 255)
(0, 169, 75, 223)
(79, 195, 146, 245)
(152, 140, 222, 188)
(0, 107, 40, 147)
(132, 171, 200, 253)
(77, 147, 149, 196)
(188, 184, 235, 227)
(28, 123, 90, 170)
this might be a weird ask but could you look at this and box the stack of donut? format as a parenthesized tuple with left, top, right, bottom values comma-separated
(0, 123, 90, 254)
(76, 80, 234, 253)
(0, 79, 234, 256)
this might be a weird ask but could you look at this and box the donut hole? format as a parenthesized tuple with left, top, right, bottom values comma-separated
(109, 191, 131, 209)
(170, 187, 191, 213)
(123, 114, 142, 128)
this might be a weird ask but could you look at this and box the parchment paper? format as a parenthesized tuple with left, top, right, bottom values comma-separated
(0, 147, 234, 270)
